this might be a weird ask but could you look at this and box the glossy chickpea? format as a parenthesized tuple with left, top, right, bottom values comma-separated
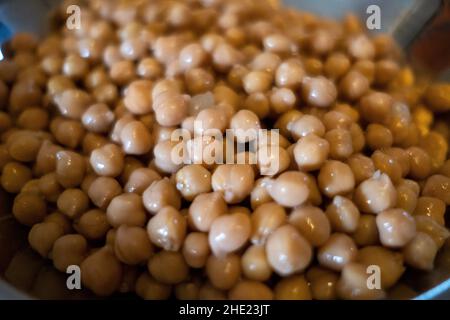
(54, 89, 92, 120)
(120, 120, 153, 155)
(51, 119, 85, 149)
(82, 103, 115, 133)
(147, 206, 186, 251)
(74, 209, 110, 240)
(88, 176, 122, 209)
(406, 147, 432, 180)
(318, 160, 355, 198)
(28, 222, 64, 258)
(324, 53, 350, 80)
(211, 164, 254, 204)
(289, 205, 331, 247)
(422, 175, 450, 205)
(241, 245, 272, 281)
(326, 196, 360, 233)
(124, 80, 153, 115)
(114, 225, 153, 265)
(6, 131, 42, 162)
(52, 234, 88, 272)
(124, 168, 161, 195)
(371, 150, 402, 184)
(175, 164, 211, 201)
(376, 209, 416, 248)
(337, 263, 386, 300)
(109, 60, 136, 85)
(153, 91, 188, 127)
(228, 281, 274, 300)
(55, 150, 86, 188)
(318, 233, 358, 271)
(229, 110, 261, 143)
(275, 275, 312, 300)
(12, 192, 47, 226)
(275, 59, 304, 89)
(142, 178, 181, 214)
(90, 144, 124, 177)
(17, 108, 49, 131)
(354, 171, 397, 214)
(403, 232, 438, 271)
(352, 214, 379, 246)
(1, 162, 32, 193)
(366, 124, 393, 150)
(396, 183, 418, 215)
(324, 128, 353, 160)
(182, 232, 210, 268)
(359, 92, 393, 123)
(107, 192, 147, 228)
(414, 197, 446, 225)
(302, 76, 337, 108)
(265, 171, 310, 207)
(293, 134, 329, 171)
(306, 267, 339, 300)
(339, 71, 369, 101)
(290, 114, 325, 140)
(56, 188, 89, 219)
(185, 68, 215, 94)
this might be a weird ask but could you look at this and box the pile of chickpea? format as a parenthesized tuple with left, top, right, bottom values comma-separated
(1, 0, 450, 300)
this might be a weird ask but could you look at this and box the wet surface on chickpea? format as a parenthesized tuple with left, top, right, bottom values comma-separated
(0, 0, 450, 301)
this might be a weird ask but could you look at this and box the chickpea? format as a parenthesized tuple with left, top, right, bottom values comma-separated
(230, 110, 261, 143)
(318, 160, 355, 198)
(241, 245, 272, 282)
(74, 209, 110, 240)
(337, 263, 386, 300)
(88, 176, 122, 209)
(206, 254, 241, 290)
(302, 76, 337, 108)
(119, 120, 153, 155)
(186, 68, 215, 94)
(290, 114, 325, 140)
(375, 59, 400, 85)
(147, 206, 186, 251)
(124, 168, 161, 195)
(81, 246, 122, 296)
(109, 60, 136, 85)
(114, 225, 153, 265)
(57, 188, 89, 219)
(415, 216, 450, 248)
(211, 164, 254, 204)
(175, 281, 200, 300)
(274, 275, 312, 300)
(135, 272, 171, 300)
(6, 131, 41, 162)
(324, 128, 353, 160)
(54, 89, 92, 120)
(198, 282, 226, 300)
(359, 92, 393, 123)
(81, 103, 115, 133)
(1, 162, 32, 193)
(44, 211, 71, 234)
(384, 147, 410, 177)
(107, 193, 147, 227)
(347, 153, 375, 184)
(142, 178, 181, 214)
(403, 232, 438, 271)
(90, 144, 124, 177)
(175, 164, 211, 201)
(153, 91, 188, 127)
(265, 171, 310, 207)
(406, 147, 432, 180)
(250, 178, 272, 209)
(352, 215, 379, 246)
(414, 197, 445, 225)
(52, 234, 88, 272)
(422, 175, 450, 205)
(209, 212, 251, 257)
(339, 71, 369, 101)
(371, 151, 402, 184)
(306, 267, 339, 300)
(324, 53, 350, 80)
(293, 134, 329, 171)
(148, 251, 189, 285)
(182, 232, 210, 268)
(354, 171, 397, 214)
(52, 119, 85, 149)
(318, 233, 358, 271)
(63, 54, 89, 80)
(396, 183, 418, 215)
(325, 196, 360, 233)
(194, 108, 228, 136)
(9, 81, 42, 114)
(288, 205, 330, 247)
(212, 43, 243, 72)
(250, 202, 286, 245)
(376, 209, 416, 248)
(266, 225, 312, 276)
(28, 222, 64, 258)
(123, 80, 153, 115)
(137, 57, 162, 80)
(366, 124, 393, 150)
(229, 281, 274, 300)
(55, 150, 86, 188)
(17, 108, 49, 131)
(275, 59, 305, 88)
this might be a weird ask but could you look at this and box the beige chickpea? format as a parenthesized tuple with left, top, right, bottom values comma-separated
(109, 60, 136, 85)
(55, 150, 86, 188)
(326, 196, 360, 233)
(147, 206, 186, 251)
(90, 144, 124, 177)
(290, 114, 325, 140)
(265, 171, 310, 207)
(347, 34, 375, 60)
(347, 153, 375, 184)
(179, 43, 207, 71)
(51, 119, 85, 149)
(175, 164, 211, 201)
(123, 80, 153, 115)
(422, 175, 450, 205)
(52, 234, 88, 272)
(250, 202, 286, 245)
(54, 89, 92, 120)
(352, 214, 379, 246)
(357, 246, 405, 289)
(318, 233, 358, 271)
(28, 222, 64, 258)
(337, 263, 386, 300)
(124, 168, 161, 195)
(228, 281, 274, 300)
(274, 275, 312, 300)
(396, 183, 418, 215)
(366, 124, 393, 150)
(359, 92, 393, 124)
(306, 267, 339, 300)
(119, 120, 152, 155)
(256, 144, 290, 176)
(376, 209, 416, 248)
(289, 205, 331, 247)
(241, 245, 272, 282)
(182, 232, 210, 268)
(194, 107, 228, 136)
(135, 272, 171, 300)
(206, 254, 241, 290)
(322, 110, 353, 131)
(81, 246, 122, 296)
(212, 42, 243, 72)
(250, 52, 280, 73)
(6, 131, 42, 162)
(403, 232, 438, 271)
(88, 176, 122, 209)
(384, 147, 411, 178)
(325, 128, 353, 160)
(406, 147, 432, 180)
(63, 54, 89, 80)
(211, 164, 254, 204)
(81, 103, 115, 133)
(293, 134, 329, 171)
(148, 251, 189, 285)
(114, 225, 153, 265)
(354, 171, 397, 214)
(107, 192, 147, 227)
(229, 110, 261, 143)
(189, 192, 227, 232)
(243, 92, 270, 119)
(1, 162, 32, 193)
(243, 71, 272, 94)
(324, 53, 351, 80)
(9, 81, 42, 114)
(153, 91, 189, 127)
(74, 209, 110, 240)
(137, 57, 162, 80)
(302, 76, 337, 108)
(339, 71, 369, 101)
(17, 108, 49, 131)
(209, 212, 251, 257)
(82, 133, 108, 155)
(414, 197, 446, 226)
(142, 178, 181, 214)
(266, 225, 312, 276)
(318, 160, 355, 198)
(415, 216, 450, 248)
(57, 188, 89, 219)
(250, 177, 272, 209)
(275, 59, 305, 89)
(186, 68, 215, 94)
(44, 211, 72, 234)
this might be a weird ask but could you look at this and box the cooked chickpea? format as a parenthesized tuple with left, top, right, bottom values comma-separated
(339, 71, 369, 101)
(352, 214, 379, 246)
(74, 209, 110, 240)
(266, 171, 310, 207)
(88, 176, 122, 209)
(376, 209, 416, 248)
(266, 225, 312, 276)
(1, 162, 32, 193)
(28, 222, 64, 258)
(82, 103, 115, 133)
(306, 267, 339, 300)
(422, 175, 450, 205)
(81, 246, 122, 296)
(137, 57, 162, 80)
(109, 60, 136, 85)
(114, 225, 153, 265)
(302, 76, 337, 108)
(135, 272, 171, 300)
(55, 150, 86, 188)
(17, 108, 49, 131)
(274, 275, 312, 300)
(182, 232, 210, 268)
(354, 171, 397, 214)
(366, 124, 393, 150)
(289, 205, 331, 247)
(229, 281, 274, 300)
(414, 197, 446, 225)
(318, 160, 355, 198)
(147, 206, 186, 251)
(293, 134, 329, 171)
(152, 91, 188, 127)
(54, 89, 92, 120)
(120, 120, 152, 155)
(318, 233, 358, 271)
(324, 128, 353, 160)
(148, 251, 189, 285)
(230, 110, 261, 143)
(403, 232, 438, 271)
(52, 119, 85, 149)
(275, 59, 305, 88)
(209, 212, 251, 257)
(124, 168, 161, 195)
(52, 234, 88, 272)
(211, 164, 254, 204)
(57, 188, 89, 219)
(415, 215, 450, 248)
(175, 164, 211, 201)
(290, 114, 325, 140)
(6, 131, 42, 162)
(359, 92, 392, 123)
(346, 153, 375, 184)
(123, 80, 153, 115)
(337, 263, 386, 300)
(142, 178, 181, 214)
(326, 196, 360, 233)
(90, 144, 124, 177)
(206, 254, 241, 290)
(406, 147, 432, 180)
(250, 178, 272, 209)
(107, 192, 147, 227)
(324, 53, 350, 80)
